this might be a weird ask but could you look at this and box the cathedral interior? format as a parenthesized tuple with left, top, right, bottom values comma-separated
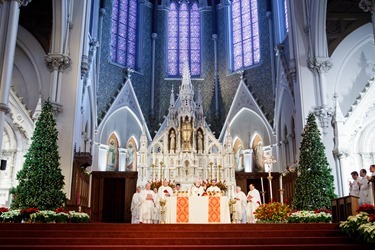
(0, 0, 374, 209)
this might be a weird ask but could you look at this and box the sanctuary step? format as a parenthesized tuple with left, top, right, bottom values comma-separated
(0, 223, 371, 249)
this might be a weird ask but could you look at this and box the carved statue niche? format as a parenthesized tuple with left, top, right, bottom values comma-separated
(169, 128, 176, 153)
(181, 116, 192, 151)
(196, 128, 204, 153)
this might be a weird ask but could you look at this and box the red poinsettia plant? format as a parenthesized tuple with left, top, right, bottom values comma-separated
(356, 204, 375, 215)
(0, 207, 9, 215)
(20, 207, 39, 220)
(55, 207, 69, 214)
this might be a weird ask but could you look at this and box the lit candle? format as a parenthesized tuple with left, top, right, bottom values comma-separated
(269, 177, 273, 200)
(261, 177, 264, 193)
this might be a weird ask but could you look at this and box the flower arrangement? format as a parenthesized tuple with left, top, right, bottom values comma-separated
(0, 209, 21, 223)
(254, 202, 292, 223)
(69, 211, 90, 223)
(20, 207, 39, 221)
(340, 204, 375, 243)
(0, 208, 90, 223)
(287, 210, 332, 223)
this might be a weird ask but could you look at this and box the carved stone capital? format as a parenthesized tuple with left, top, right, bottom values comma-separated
(314, 106, 334, 135)
(45, 53, 72, 72)
(0, 103, 10, 114)
(81, 55, 89, 78)
(307, 58, 333, 75)
(333, 149, 349, 159)
(289, 59, 296, 81)
(359, 0, 375, 13)
(17, 0, 32, 6)
(50, 101, 63, 114)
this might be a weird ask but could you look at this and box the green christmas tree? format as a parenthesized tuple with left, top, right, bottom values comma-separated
(11, 100, 66, 210)
(292, 113, 336, 210)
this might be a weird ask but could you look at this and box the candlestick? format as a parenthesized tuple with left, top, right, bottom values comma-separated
(279, 175, 283, 204)
(267, 174, 273, 201)
(261, 177, 264, 193)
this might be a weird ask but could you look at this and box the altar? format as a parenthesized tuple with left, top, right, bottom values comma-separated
(165, 196, 231, 223)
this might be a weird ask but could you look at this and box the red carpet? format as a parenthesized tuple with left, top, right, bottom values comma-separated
(0, 223, 371, 249)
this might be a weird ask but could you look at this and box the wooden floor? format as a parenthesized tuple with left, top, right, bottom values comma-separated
(0, 223, 371, 249)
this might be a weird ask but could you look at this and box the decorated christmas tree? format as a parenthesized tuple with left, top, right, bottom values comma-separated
(292, 113, 335, 210)
(11, 100, 66, 210)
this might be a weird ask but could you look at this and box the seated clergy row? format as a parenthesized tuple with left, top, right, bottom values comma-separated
(130, 180, 262, 224)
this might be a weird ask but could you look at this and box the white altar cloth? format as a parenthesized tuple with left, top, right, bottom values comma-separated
(165, 196, 231, 223)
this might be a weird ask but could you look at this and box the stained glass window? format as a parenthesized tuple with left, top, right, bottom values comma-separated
(167, 1, 201, 76)
(231, 0, 260, 71)
(110, 0, 137, 68)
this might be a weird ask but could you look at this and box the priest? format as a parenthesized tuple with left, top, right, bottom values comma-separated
(233, 186, 247, 223)
(189, 179, 204, 196)
(246, 184, 261, 223)
(158, 180, 174, 198)
(139, 183, 156, 224)
(206, 179, 221, 192)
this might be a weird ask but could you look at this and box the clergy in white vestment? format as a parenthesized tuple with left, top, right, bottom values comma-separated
(233, 186, 247, 223)
(246, 184, 261, 223)
(366, 165, 375, 205)
(189, 180, 205, 196)
(358, 169, 374, 205)
(158, 180, 174, 199)
(130, 186, 142, 224)
(139, 183, 156, 224)
(206, 179, 221, 193)
(152, 188, 161, 224)
(349, 171, 360, 197)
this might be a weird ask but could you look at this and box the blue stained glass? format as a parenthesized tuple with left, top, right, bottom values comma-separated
(231, 0, 260, 70)
(242, 0, 250, 10)
(254, 49, 260, 63)
(113, 0, 119, 8)
(232, 17, 241, 31)
(167, 1, 201, 76)
(242, 26, 251, 40)
(110, 0, 137, 68)
(252, 23, 259, 36)
(242, 12, 251, 27)
(119, 10, 127, 22)
(120, 0, 128, 11)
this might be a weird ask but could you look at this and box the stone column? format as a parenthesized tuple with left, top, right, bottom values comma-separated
(98, 144, 108, 171)
(0, 0, 31, 154)
(243, 149, 253, 172)
(307, 58, 333, 134)
(118, 148, 127, 172)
